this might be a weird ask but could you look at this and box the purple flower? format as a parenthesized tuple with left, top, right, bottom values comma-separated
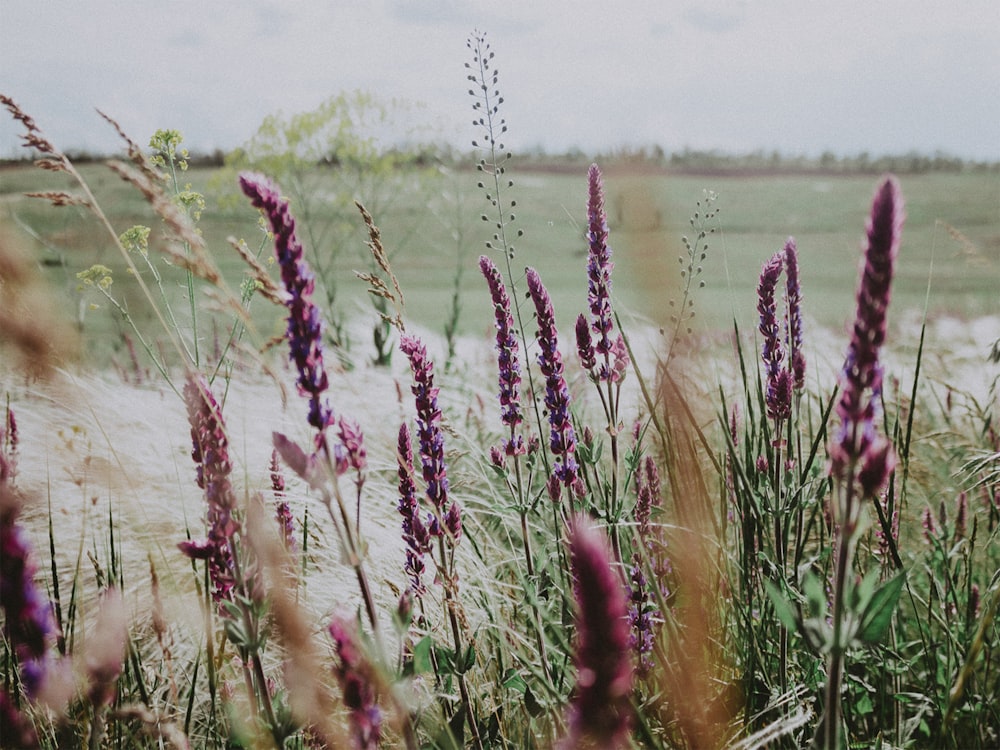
(239, 173, 333, 444)
(400, 335, 461, 541)
(178, 375, 238, 603)
(954, 491, 968, 543)
(561, 517, 633, 749)
(1, 502, 56, 699)
(575, 313, 597, 374)
(328, 614, 382, 750)
(525, 267, 578, 487)
(269, 450, 296, 552)
(480, 255, 525, 455)
(634, 455, 661, 542)
(0, 691, 38, 748)
(757, 251, 791, 421)
(397, 423, 431, 594)
(783, 238, 806, 390)
(338, 417, 367, 473)
(586, 164, 615, 362)
(830, 176, 904, 495)
(627, 556, 655, 677)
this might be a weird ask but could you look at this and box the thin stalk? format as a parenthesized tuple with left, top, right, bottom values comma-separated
(438, 536, 483, 750)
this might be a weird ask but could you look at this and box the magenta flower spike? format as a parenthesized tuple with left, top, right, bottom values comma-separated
(586, 164, 616, 369)
(239, 173, 333, 446)
(479, 255, 525, 455)
(396, 423, 431, 594)
(575, 313, 597, 374)
(783, 238, 806, 390)
(328, 614, 382, 750)
(178, 375, 238, 602)
(400, 334, 461, 540)
(1, 410, 56, 704)
(561, 517, 633, 749)
(1, 499, 57, 699)
(525, 267, 578, 487)
(830, 176, 904, 497)
(757, 251, 792, 421)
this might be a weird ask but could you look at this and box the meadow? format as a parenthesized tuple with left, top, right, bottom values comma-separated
(1, 35, 999, 750)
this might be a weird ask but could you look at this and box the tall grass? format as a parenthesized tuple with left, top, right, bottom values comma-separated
(2, 30, 999, 750)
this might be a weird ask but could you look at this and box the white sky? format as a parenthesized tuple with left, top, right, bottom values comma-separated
(2, 0, 998, 159)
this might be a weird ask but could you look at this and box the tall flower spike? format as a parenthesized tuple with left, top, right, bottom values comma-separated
(757, 251, 791, 421)
(586, 164, 615, 368)
(830, 176, 904, 494)
(178, 375, 239, 603)
(239, 173, 333, 444)
(1, 494, 57, 699)
(328, 614, 382, 750)
(525, 267, 578, 487)
(480, 255, 525, 455)
(561, 517, 633, 749)
(400, 335, 461, 539)
(783, 238, 806, 390)
(397, 423, 431, 594)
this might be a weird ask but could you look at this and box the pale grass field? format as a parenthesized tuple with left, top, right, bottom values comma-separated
(7, 309, 996, 629)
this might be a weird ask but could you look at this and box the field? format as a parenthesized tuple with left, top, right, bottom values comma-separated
(2, 162, 998, 369)
(2, 91, 1000, 750)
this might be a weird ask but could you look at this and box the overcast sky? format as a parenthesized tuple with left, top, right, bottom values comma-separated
(2, 1, 998, 160)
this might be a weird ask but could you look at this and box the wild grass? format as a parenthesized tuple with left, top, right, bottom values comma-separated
(1, 30, 999, 750)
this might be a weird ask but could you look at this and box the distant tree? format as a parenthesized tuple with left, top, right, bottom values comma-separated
(217, 91, 442, 356)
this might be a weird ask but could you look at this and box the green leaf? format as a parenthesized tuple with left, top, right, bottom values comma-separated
(411, 635, 434, 674)
(502, 670, 527, 694)
(856, 570, 907, 645)
(764, 579, 800, 632)
(802, 570, 827, 620)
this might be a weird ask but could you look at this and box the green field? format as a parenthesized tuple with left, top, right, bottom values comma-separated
(2, 162, 997, 366)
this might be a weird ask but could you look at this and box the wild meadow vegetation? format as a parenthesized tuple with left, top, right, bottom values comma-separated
(2, 31, 999, 750)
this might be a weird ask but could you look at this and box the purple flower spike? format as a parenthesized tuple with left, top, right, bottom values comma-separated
(397, 423, 431, 594)
(525, 267, 578, 487)
(338, 417, 367, 473)
(1, 501, 57, 699)
(575, 314, 596, 374)
(627, 556, 655, 677)
(480, 255, 525, 454)
(561, 517, 633, 749)
(179, 375, 238, 603)
(757, 251, 790, 421)
(400, 335, 461, 541)
(329, 614, 382, 750)
(586, 164, 615, 361)
(783, 238, 806, 390)
(239, 173, 333, 445)
(830, 176, 904, 493)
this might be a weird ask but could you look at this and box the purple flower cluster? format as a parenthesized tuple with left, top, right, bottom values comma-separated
(627, 557, 655, 677)
(400, 335, 462, 541)
(479, 255, 524, 455)
(830, 177, 904, 499)
(396, 424, 432, 594)
(756, 238, 807, 421)
(328, 614, 382, 750)
(586, 165, 614, 356)
(784, 240, 806, 390)
(525, 267, 578, 487)
(178, 375, 238, 602)
(561, 517, 633, 749)
(239, 173, 333, 443)
(1, 410, 56, 701)
(269, 451, 296, 552)
(578, 164, 628, 383)
(1, 504, 57, 699)
(757, 251, 792, 421)
(634, 455, 661, 541)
